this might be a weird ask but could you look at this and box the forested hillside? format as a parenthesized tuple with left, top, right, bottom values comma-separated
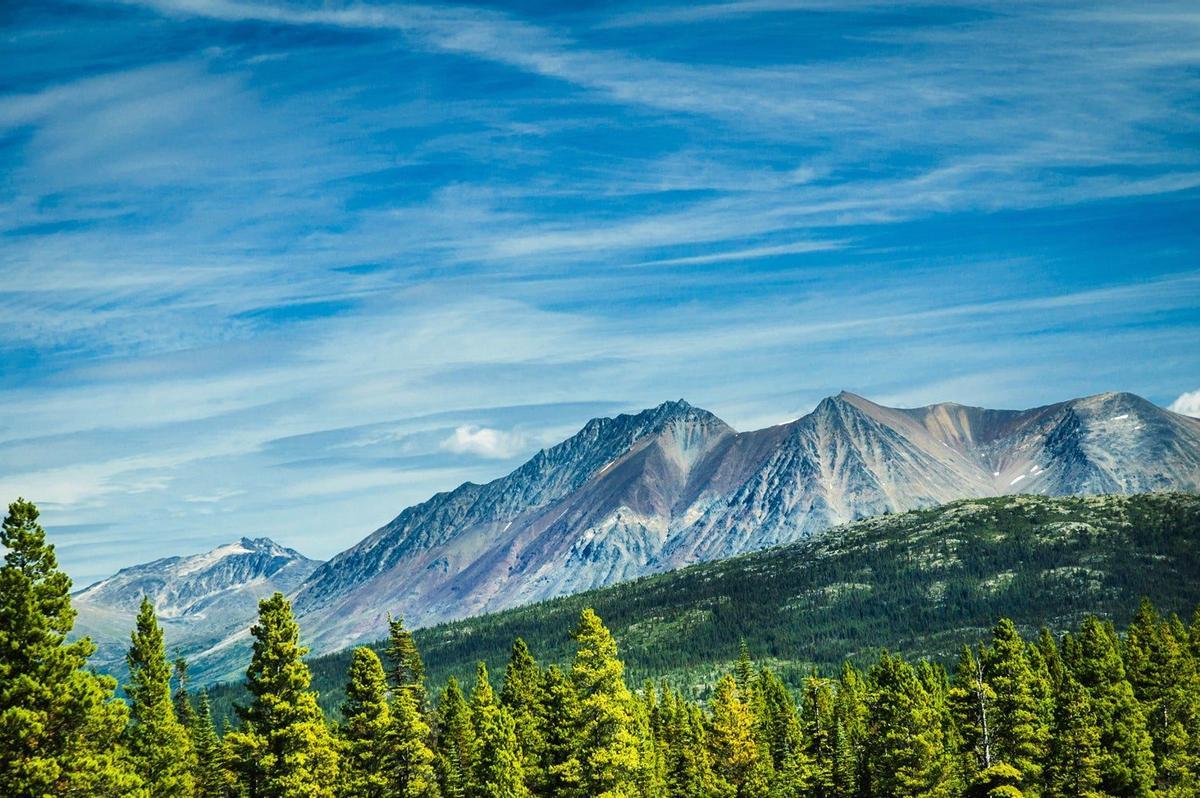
(271, 492, 1200, 719)
(5, 496, 1200, 798)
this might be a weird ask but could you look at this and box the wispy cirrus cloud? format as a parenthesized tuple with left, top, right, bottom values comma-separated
(1, 0, 1197, 583)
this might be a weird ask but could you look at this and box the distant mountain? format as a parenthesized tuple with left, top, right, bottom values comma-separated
(72, 537, 321, 680)
(209, 492, 1200, 722)
(288, 390, 1200, 658)
(74, 390, 1200, 683)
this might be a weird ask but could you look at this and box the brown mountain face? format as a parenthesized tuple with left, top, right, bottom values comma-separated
(285, 391, 1200, 661)
(75, 391, 1200, 683)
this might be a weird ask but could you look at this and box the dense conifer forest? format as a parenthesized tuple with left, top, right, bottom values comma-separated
(4, 495, 1200, 797)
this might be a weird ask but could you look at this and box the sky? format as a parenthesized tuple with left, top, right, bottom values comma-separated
(2, 0, 1199, 585)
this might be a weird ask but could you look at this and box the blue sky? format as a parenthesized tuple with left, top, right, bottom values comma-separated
(2, 0, 1198, 585)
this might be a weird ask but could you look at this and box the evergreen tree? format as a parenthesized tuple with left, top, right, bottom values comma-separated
(436, 677, 476, 798)
(708, 673, 771, 798)
(540, 664, 580, 798)
(863, 652, 951, 798)
(832, 662, 868, 798)
(387, 670, 440, 798)
(798, 676, 834, 797)
(387, 614, 427, 707)
(500, 638, 547, 794)
(1044, 675, 1102, 798)
(1067, 616, 1155, 798)
(949, 645, 994, 784)
(659, 690, 718, 798)
(227, 592, 339, 798)
(191, 690, 227, 798)
(125, 596, 197, 797)
(566, 608, 641, 798)
(0, 498, 142, 797)
(174, 657, 199, 732)
(471, 662, 531, 798)
(981, 618, 1046, 793)
(339, 647, 392, 798)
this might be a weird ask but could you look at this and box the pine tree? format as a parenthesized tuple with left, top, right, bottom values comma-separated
(227, 592, 339, 798)
(863, 652, 951, 798)
(797, 676, 834, 797)
(174, 657, 199, 732)
(832, 662, 868, 798)
(982, 618, 1046, 793)
(566, 608, 641, 798)
(633, 683, 667, 798)
(339, 647, 392, 798)
(0, 498, 143, 797)
(387, 614, 427, 707)
(660, 689, 718, 798)
(949, 645, 995, 785)
(471, 662, 530, 798)
(708, 673, 771, 798)
(192, 690, 227, 798)
(387, 669, 440, 798)
(1067, 616, 1155, 798)
(125, 596, 197, 797)
(500, 638, 547, 794)
(1044, 675, 1102, 798)
(436, 676, 476, 798)
(540, 664, 580, 798)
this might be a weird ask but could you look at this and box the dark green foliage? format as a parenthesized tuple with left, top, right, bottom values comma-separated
(259, 493, 1200, 720)
(125, 596, 196, 797)
(339, 647, 392, 798)
(192, 690, 227, 798)
(0, 498, 142, 796)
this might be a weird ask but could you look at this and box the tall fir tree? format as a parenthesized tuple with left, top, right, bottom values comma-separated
(226, 592, 339, 798)
(708, 673, 772, 798)
(387, 669, 440, 798)
(1067, 616, 1155, 798)
(832, 662, 868, 798)
(387, 614, 427, 707)
(540, 664, 581, 798)
(174, 657, 199, 732)
(949, 645, 995, 785)
(191, 690, 227, 798)
(125, 596, 197, 797)
(566, 608, 641, 798)
(981, 618, 1047, 793)
(863, 652, 951, 798)
(0, 498, 142, 797)
(339, 647, 393, 798)
(500, 638, 548, 795)
(1044, 674, 1103, 798)
(471, 662, 530, 798)
(436, 676, 476, 798)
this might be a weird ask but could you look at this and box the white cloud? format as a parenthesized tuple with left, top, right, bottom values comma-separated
(440, 425, 527, 460)
(1169, 389, 1200, 418)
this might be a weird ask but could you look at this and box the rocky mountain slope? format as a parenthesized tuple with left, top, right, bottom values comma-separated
(72, 537, 321, 678)
(207, 492, 1200, 722)
(288, 390, 1200, 659)
(74, 390, 1200, 683)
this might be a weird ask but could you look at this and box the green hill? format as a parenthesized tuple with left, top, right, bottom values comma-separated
(209, 492, 1200, 723)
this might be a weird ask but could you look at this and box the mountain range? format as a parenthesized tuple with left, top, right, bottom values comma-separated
(71, 390, 1200, 682)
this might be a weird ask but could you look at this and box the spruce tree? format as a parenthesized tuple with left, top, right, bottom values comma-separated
(832, 662, 868, 798)
(566, 608, 641, 798)
(192, 690, 227, 798)
(435, 676, 476, 798)
(227, 592, 339, 798)
(1067, 617, 1155, 798)
(540, 664, 580, 797)
(174, 657, 199, 732)
(949, 645, 995, 785)
(339, 647, 392, 798)
(500, 638, 547, 794)
(797, 676, 833, 797)
(708, 673, 771, 798)
(387, 670, 440, 798)
(1044, 675, 1102, 798)
(387, 614, 427, 707)
(982, 618, 1046, 793)
(0, 497, 142, 797)
(125, 596, 197, 797)
(471, 662, 530, 798)
(863, 652, 950, 798)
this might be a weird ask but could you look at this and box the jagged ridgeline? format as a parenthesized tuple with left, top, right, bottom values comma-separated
(210, 491, 1200, 723)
